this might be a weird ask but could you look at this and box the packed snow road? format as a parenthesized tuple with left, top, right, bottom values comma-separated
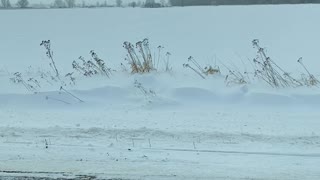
(0, 110, 319, 180)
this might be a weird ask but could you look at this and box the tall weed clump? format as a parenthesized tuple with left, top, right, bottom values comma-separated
(183, 56, 220, 79)
(72, 50, 112, 77)
(224, 66, 248, 86)
(123, 38, 171, 74)
(10, 72, 39, 93)
(123, 38, 155, 73)
(252, 39, 302, 88)
(40, 40, 60, 80)
(297, 57, 320, 86)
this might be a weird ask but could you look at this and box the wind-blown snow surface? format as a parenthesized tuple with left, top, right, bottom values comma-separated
(1, 5, 320, 180)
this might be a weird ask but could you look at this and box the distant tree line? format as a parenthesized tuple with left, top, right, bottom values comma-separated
(2, 0, 320, 9)
(0, 0, 110, 9)
(1, 0, 170, 9)
(128, 0, 168, 8)
(53, 0, 108, 8)
(1, 0, 29, 8)
(169, 0, 320, 6)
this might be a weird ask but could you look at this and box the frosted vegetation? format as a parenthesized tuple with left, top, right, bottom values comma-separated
(5, 37, 320, 98)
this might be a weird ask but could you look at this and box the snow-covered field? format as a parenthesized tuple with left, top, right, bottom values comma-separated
(1, 5, 320, 180)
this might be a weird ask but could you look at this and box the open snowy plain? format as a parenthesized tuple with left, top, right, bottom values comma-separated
(0, 5, 320, 180)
